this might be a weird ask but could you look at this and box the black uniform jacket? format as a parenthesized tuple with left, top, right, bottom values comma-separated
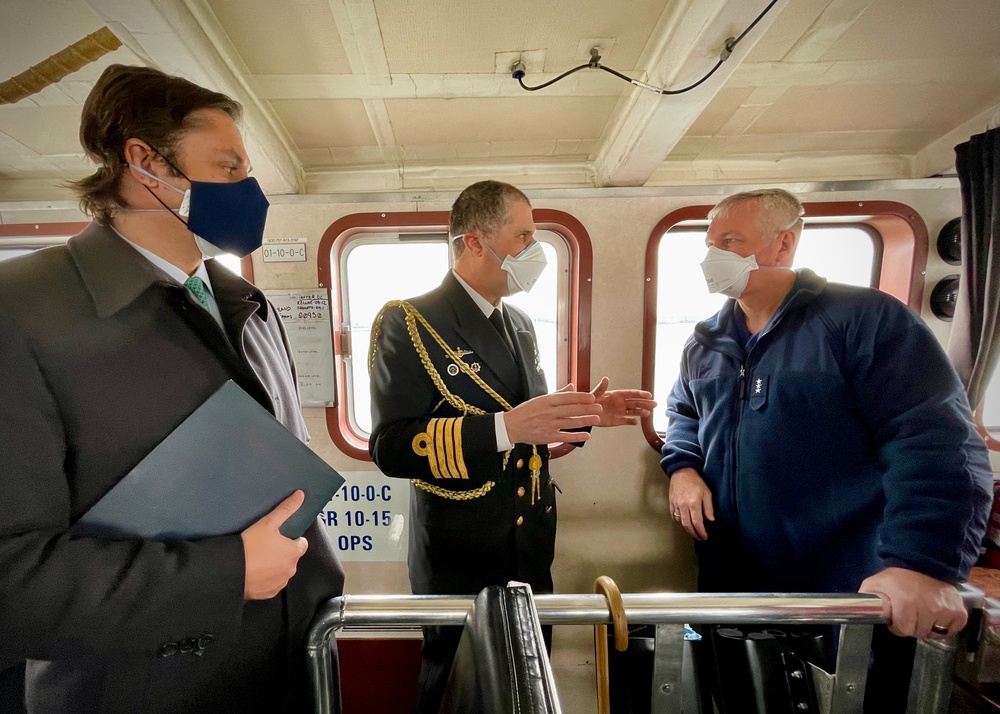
(0, 224, 344, 713)
(369, 272, 557, 596)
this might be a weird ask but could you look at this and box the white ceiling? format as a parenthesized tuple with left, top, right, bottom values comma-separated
(1, 0, 999, 201)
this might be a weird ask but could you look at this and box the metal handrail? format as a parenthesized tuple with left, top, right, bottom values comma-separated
(307, 587, 996, 714)
(306, 592, 887, 713)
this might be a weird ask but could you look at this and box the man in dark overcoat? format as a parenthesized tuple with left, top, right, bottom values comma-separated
(0, 65, 344, 713)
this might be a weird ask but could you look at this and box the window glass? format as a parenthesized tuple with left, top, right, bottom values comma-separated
(505, 240, 562, 393)
(0, 247, 35, 262)
(214, 253, 243, 275)
(343, 239, 450, 435)
(983, 371, 1000, 437)
(338, 232, 570, 438)
(652, 225, 878, 433)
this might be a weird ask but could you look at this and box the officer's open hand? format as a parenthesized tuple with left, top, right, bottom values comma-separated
(668, 468, 715, 541)
(859, 567, 967, 639)
(590, 376, 656, 427)
(504, 383, 602, 445)
(241, 490, 309, 600)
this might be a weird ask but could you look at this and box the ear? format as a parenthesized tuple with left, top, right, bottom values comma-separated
(122, 139, 165, 188)
(463, 230, 485, 257)
(775, 228, 798, 265)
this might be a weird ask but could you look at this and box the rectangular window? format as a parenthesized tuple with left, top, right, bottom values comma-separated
(0, 247, 36, 262)
(342, 236, 450, 435)
(984, 374, 1000, 433)
(341, 232, 569, 437)
(322, 210, 591, 460)
(651, 225, 880, 434)
(504, 239, 567, 394)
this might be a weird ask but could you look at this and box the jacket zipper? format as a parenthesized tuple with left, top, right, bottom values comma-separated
(731, 362, 748, 529)
(730, 312, 789, 531)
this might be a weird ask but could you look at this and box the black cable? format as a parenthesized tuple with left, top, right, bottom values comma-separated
(732, 0, 779, 48)
(514, 0, 779, 96)
(652, 59, 725, 95)
(517, 63, 590, 92)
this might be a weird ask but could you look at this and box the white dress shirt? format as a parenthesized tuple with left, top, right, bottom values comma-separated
(452, 270, 515, 452)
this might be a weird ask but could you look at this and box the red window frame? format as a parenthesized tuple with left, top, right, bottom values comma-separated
(318, 209, 593, 461)
(640, 201, 928, 451)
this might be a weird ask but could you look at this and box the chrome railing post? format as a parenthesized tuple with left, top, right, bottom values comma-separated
(905, 637, 958, 714)
(649, 623, 685, 714)
(306, 596, 346, 714)
(829, 624, 873, 714)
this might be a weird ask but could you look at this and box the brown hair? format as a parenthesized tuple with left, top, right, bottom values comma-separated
(70, 64, 242, 223)
(450, 180, 530, 257)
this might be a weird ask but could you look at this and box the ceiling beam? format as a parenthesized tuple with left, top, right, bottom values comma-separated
(251, 71, 623, 100)
(731, 57, 1000, 88)
(914, 98, 1000, 178)
(327, 0, 397, 149)
(648, 152, 915, 185)
(306, 159, 595, 194)
(82, 0, 303, 194)
(780, 0, 871, 63)
(593, 0, 791, 188)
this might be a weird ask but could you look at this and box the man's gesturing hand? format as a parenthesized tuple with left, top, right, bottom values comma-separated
(590, 376, 657, 427)
(241, 490, 309, 600)
(503, 384, 602, 445)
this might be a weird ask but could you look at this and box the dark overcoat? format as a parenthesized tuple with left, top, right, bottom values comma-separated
(0, 223, 344, 713)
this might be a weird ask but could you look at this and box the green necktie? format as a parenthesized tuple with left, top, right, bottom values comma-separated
(184, 275, 211, 309)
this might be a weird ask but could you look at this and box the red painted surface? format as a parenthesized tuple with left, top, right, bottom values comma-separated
(338, 638, 422, 714)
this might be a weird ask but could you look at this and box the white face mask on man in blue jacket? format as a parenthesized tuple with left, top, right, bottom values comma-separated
(700, 217, 799, 298)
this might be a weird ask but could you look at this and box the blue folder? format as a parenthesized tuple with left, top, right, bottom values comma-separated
(75, 380, 343, 541)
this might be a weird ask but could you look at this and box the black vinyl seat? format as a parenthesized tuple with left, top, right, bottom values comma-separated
(439, 584, 560, 714)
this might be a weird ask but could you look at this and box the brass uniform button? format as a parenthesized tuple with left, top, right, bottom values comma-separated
(517, 486, 525, 497)
(516, 516, 524, 526)
(516, 459, 524, 469)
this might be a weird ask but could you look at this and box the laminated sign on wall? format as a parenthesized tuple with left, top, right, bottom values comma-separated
(264, 289, 336, 407)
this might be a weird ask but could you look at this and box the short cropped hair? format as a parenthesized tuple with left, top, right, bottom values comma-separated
(709, 188, 805, 237)
(450, 180, 530, 257)
(70, 64, 242, 224)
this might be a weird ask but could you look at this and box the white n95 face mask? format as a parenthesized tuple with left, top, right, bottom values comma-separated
(700, 246, 759, 298)
(484, 239, 547, 295)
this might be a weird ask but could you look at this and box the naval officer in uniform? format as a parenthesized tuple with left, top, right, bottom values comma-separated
(368, 180, 654, 712)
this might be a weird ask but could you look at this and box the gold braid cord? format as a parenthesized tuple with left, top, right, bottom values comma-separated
(369, 301, 539, 501)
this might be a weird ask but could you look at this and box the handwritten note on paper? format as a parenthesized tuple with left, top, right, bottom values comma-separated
(264, 289, 336, 407)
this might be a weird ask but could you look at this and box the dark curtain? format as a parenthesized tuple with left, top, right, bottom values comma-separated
(949, 126, 1000, 410)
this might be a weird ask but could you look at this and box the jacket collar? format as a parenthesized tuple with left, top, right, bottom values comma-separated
(693, 269, 827, 356)
(68, 222, 174, 319)
(438, 272, 523, 403)
(68, 222, 268, 321)
(205, 258, 269, 321)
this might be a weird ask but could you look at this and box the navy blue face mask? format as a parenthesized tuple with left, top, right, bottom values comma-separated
(129, 156, 270, 258)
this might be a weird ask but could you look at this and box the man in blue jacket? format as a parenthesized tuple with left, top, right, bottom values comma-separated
(661, 188, 992, 711)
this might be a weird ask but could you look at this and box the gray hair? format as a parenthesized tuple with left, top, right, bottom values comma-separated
(450, 180, 530, 257)
(708, 188, 804, 237)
